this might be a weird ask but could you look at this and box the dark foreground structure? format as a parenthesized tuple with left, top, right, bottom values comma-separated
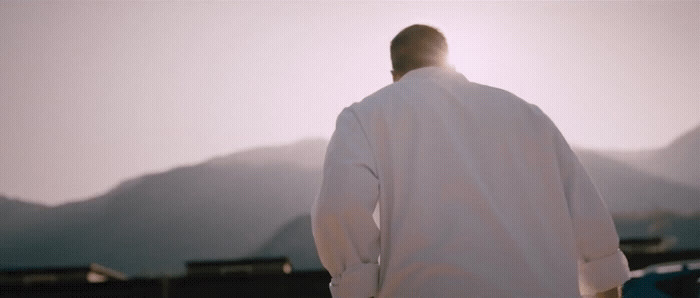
(623, 255, 700, 297)
(0, 271, 332, 297)
(2, 254, 699, 297)
(0, 258, 331, 297)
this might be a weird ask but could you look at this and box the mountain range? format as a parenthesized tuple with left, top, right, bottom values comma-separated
(0, 139, 326, 275)
(1, 125, 698, 275)
(573, 124, 700, 214)
(602, 125, 700, 190)
(573, 149, 700, 214)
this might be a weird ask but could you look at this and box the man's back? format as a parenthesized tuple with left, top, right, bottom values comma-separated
(354, 66, 586, 296)
(312, 25, 629, 297)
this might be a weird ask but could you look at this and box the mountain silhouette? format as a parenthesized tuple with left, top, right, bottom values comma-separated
(0, 139, 325, 276)
(603, 124, 700, 189)
(254, 214, 322, 271)
(573, 149, 700, 214)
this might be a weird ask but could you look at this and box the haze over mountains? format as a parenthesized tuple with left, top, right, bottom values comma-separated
(1, 139, 326, 275)
(602, 125, 700, 190)
(1, 125, 698, 275)
(574, 124, 700, 214)
(573, 149, 700, 214)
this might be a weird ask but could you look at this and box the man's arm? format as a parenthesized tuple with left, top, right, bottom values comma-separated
(554, 130, 630, 296)
(311, 108, 380, 297)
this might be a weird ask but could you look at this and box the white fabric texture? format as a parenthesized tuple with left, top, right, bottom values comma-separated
(311, 66, 630, 297)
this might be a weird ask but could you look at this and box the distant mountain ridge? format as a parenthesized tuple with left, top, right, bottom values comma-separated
(0, 195, 47, 213)
(254, 214, 322, 271)
(602, 124, 700, 189)
(0, 140, 325, 276)
(573, 148, 700, 214)
(1, 125, 698, 275)
(210, 138, 327, 170)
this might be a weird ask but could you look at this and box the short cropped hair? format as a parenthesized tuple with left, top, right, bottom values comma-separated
(390, 24, 449, 74)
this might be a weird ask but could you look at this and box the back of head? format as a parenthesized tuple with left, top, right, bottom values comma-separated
(391, 24, 449, 74)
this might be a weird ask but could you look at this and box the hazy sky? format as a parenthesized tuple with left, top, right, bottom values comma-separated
(1, 1, 699, 205)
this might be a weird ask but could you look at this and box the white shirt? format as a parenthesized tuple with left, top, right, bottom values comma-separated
(312, 66, 630, 297)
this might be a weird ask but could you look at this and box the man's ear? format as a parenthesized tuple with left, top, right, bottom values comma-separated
(391, 70, 403, 82)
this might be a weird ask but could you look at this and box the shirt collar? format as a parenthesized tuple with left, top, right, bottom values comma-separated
(398, 65, 468, 83)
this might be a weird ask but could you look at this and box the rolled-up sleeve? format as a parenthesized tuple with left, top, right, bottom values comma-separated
(555, 131, 631, 295)
(311, 108, 380, 297)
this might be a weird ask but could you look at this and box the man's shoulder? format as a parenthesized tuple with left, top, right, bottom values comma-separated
(467, 82, 524, 103)
(344, 82, 402, 114)
(464, 82, 547, 116)
(468, 82, 560, 135)
(363, 81, 405, 103)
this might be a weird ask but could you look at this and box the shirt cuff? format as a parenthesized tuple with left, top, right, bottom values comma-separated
(578, 249, 630, 295)
(329, 263, 379, 297)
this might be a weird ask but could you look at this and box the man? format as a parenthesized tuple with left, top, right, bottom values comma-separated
(312, 24, 630, 297)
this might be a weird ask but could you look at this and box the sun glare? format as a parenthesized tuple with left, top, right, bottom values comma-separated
(443, 28, 495, 82)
